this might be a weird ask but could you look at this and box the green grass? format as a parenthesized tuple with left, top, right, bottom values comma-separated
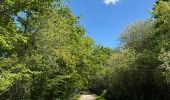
(71, 94, 81, 100)
(92, 94, 105, 100)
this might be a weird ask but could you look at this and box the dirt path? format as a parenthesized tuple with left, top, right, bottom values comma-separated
(78, 95, 96, 100)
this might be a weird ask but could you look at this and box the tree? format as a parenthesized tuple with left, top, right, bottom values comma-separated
(1, 0, 106, 99)
(103, 19, 170, 100)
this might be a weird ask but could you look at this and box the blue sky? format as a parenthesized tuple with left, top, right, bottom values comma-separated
(65, 0, 156, 48)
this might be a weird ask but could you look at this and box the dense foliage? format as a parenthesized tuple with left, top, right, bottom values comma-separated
(89, 0, 170, 100)
(1, 0, 170, 100)
(0, 0, 110, 99)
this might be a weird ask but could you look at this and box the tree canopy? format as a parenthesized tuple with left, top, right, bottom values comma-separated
(1, 0, 170, 100)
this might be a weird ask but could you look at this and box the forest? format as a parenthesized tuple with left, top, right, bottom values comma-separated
(0, 0, 170, 100)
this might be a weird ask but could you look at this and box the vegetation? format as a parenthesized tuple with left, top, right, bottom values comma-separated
(71, 94, 81, 100)
(89, 0, 170, 100)
(0, 0, 170, 100)
(92, 94, 105, 100)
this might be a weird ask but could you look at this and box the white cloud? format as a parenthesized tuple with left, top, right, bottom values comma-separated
(103, 0, 120, 5)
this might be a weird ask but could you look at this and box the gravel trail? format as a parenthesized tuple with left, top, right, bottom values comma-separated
(78, 94, 96, 100)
